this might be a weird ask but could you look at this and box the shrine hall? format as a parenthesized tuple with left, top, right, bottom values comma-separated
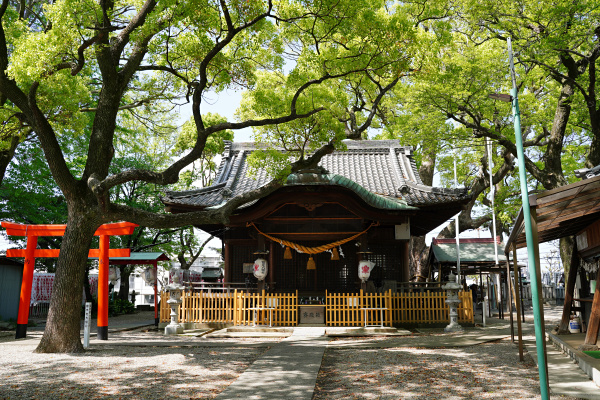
(162, 140, 471, 295)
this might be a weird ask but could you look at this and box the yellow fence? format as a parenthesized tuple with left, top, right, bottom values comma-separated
(160, 290, 298, 326)
(326, 290, 393, 327)
(160, 289, 474, 326)
(390, 290, 473, 324)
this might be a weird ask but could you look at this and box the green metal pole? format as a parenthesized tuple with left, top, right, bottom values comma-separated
(507, 37, 550, 399)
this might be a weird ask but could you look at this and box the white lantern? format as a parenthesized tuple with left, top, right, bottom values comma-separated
(108, 266, 120, 284)
(358, 260, 375, 283)
(142, 267, 156, 285)
(253, 258, 268, 281)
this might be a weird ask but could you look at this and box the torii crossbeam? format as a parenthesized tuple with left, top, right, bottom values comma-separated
(2, 221, 138, 340)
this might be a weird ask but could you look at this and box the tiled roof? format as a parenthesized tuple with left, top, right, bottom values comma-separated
(163, 140, 469, 210)
(430, 238, 506, 264)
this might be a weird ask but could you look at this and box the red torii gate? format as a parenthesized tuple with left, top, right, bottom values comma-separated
(2, 221, 138, 340)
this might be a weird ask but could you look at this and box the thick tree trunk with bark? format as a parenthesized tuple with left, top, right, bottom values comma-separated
(0, 134, 19, 186)
(412, 143, 436, 280)
(35, 206, 98, 353)
(410, 236, 429, 281)
(118, 265, 132, 301)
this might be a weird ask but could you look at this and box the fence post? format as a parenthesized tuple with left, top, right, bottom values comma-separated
(360, 289, 364, 326)
(386, 289, 392, 327)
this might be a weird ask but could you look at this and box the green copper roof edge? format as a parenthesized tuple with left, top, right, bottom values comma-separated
(285, 173, 417, 211)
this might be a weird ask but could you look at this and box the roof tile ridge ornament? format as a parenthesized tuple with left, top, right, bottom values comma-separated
(399, 180, 468, 195)
(163, 182, 227, 200)
(221, 149, 246, 198)
(342, 138, 402, 150)
(293, 165, 330, 175)
(388, 147, 408, 191)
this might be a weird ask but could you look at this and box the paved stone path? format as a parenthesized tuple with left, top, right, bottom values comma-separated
(216, 327, 327, 400)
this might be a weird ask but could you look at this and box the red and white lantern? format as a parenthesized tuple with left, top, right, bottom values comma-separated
(253, 258, 268, 281)
(358, 260, 375, 283)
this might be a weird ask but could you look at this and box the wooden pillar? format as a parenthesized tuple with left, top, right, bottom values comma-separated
(559, 239, 580, 334)
(499, 272, 505, 319)
(512, 244, 524, 361)
(223, 240, 231, 283)
(269, 240, 275, 289)
(581, 267, 600, 349)
(97, 234, 109, 340)
(530, 206, 549, 382)
(15, 235, 38, 339)
(153, 260, 158, 326)
(402, 241, 410, 283)
(518, 267, 526, 322)
(506, 259, 514, 340)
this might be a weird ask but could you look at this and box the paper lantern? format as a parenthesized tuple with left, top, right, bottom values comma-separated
(108, 267, 120, 284)
(253, 258, 268, 280)
(142, 267, 157, 285)
(358, 260, 375, 283)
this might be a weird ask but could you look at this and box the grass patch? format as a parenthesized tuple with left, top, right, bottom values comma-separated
(583, 351, 600, 359)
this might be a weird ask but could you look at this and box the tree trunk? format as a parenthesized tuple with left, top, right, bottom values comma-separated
(0, 134, 19, 187)
(410, 236, 429, 280)
(412, 142, 436, 280)
(118, 265, 131, 301)
(35, 207, 97, 353)
(560, 236, 574, 286)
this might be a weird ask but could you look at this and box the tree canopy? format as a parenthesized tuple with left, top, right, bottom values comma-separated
(0, 0, 423, 352)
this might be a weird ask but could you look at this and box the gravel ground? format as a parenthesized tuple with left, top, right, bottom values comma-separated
(0, 307, 591, 400)
(0, 335, 271, 400)
(315, 335, 580, 400)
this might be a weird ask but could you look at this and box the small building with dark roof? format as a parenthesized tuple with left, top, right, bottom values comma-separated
(163, 140, 470, 294)
(0, 256, 24, 321)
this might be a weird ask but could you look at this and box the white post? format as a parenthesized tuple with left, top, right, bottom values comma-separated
(454, 153, 461, 283)
(483, 296, 488, 327)
(83, 302, 92, 349)
(486, 138, 499, 264)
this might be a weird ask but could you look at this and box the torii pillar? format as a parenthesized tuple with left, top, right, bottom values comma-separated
(2, 221, 138, 339)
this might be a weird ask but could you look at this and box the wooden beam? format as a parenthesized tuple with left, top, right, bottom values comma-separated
(6, 248, 131, 258)
(512, 244, 524, 361)
(2, 221, 138, 237)
(506, 257, 514, 341)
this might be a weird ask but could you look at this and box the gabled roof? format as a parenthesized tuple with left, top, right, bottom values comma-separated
(506, 174, 600, 251)
(163, 140, 469, 213)
(88, 252, 170, 265)
(429, 238, 507, 265)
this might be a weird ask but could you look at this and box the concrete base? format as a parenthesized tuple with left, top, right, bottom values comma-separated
(164, 324, 183, 335)
(326, 327, 411, 336)
(579, 344, 599, 352)
(97, 326, 108, 340)
(15, 324, 27, 339)
(207, 327, 293, 338)
(444, 322, 463, 333)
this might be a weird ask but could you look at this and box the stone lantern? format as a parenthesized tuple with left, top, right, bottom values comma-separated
(164, 274, 185, 335)
(442, 272, 463, 332)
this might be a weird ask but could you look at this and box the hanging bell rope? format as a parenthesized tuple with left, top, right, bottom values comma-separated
(306, 256, 316, 270)
(247, 222, 378, 255)
(284, 246, 292, 259)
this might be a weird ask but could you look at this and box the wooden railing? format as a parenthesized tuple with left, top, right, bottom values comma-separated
(160, 289, 474, 326)
(160, 290, 298, 326)
(326, 289, 393, 327)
